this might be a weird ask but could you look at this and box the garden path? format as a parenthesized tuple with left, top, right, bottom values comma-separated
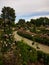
(13, 31, 49, 54)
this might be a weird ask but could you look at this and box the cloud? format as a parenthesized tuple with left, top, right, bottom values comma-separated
(16, 11, 49, 22)
(0, 0, 49, 22)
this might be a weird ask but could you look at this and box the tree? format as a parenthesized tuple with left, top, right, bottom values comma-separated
(32, 25, 36, 33)
(1, 6, 16, 22)
(18, 19, 25, 27)
(1, 6, 16, 32)
(0, 6, 16, 53)
(0, 18, 3, 28)
(26, 21, 31, 27)
(18, 19, 25, 24)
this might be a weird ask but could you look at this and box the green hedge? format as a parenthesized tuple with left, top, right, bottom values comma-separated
(37, 51, 49, 65)
(0, 54, 3, 65)
(15, 40, 49, 65)
(17, 31, 49, 46)
(15, 41, 37, 63)
(34, 36, 49, 46)
(17, 31, 33, 40)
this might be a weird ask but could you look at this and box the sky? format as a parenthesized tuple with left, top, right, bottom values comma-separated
(0, 0, 49, 22)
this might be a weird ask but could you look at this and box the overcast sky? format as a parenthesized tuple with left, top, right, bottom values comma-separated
(0, 0, 49, 22)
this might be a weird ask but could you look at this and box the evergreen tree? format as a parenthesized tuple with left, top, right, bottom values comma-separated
(0, 6, 16, 53)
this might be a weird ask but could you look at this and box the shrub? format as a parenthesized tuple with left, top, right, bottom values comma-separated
(17, 31, 49, 46)
(17, 31, 33, 40)
(16, 41, 37, 63)
(37, 51, 49, 65)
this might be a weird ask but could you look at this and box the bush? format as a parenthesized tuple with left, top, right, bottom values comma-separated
(0, 54, 3, 65)
(17, 31, 49, 46)
(0, 61, 3, 65)
(17, 31, 33, 40)
(37, 51, 49, 65)
(16, 41, 37, 63)
(34, 36, 49, 46)
(16, 40, 49, 65)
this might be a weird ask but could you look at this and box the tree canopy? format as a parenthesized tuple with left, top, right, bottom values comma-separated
(1, 6, 16, 22)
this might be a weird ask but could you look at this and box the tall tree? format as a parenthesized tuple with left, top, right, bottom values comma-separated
(0, 6, 16, 53)
(1, 6, 16, 32)
(1, 6, 16, 21)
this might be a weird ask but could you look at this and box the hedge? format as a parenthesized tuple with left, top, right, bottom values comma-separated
(15, 40, 49, 65)
(17, 31, 49, 46)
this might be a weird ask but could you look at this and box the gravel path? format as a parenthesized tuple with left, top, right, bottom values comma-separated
(13, 31, 49, 54)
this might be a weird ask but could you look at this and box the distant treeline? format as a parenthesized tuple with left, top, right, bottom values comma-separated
(16, 17, 49, 27)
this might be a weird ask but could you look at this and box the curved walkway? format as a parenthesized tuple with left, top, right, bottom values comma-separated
(13, 31, 49, 54)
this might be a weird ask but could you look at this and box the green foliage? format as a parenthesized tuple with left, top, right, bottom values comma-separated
(17, 31, 33, 40)
(30, 25, 36, 33)
(1, 6, 16, 21)
(34, 36, 49, 46)
(17, 19, 26, 27)
(30, 17, 49, 26)
(0, 54, 3, 65)
(0, 6, 15, 53)
(17, 31, 49, 46)
(16, 41, 37, 63)
(37, 51, 49, 65)
(0, 61, 3, 65)
(15, 40, 49, 65)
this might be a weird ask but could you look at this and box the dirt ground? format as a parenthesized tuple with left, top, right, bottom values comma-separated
(13, 31, 49, 54)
